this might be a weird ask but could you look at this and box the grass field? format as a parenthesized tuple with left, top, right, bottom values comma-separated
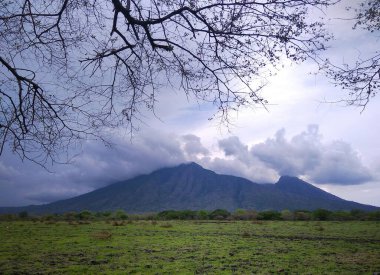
(0, 220, 379, 274)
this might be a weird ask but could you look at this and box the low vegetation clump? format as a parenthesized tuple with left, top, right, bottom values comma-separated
(91, 230, 112, 240)
(241, 231, 251, 238)
(160, 222, 173, 228)
(112, 221, 125, 226)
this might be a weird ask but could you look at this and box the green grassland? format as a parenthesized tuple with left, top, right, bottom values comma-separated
(0, 220, 379, 274)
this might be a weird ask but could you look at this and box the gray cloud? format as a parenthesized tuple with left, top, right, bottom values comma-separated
(251, 125, 373, 185)
(181, 134, 209, 157)
(209, 136, 278, 183)
(53, 130, 188, 191)
(0, 130, 188, 206)
(201, 125, 372, 186)
(308, 140, 373, 185)
(0, 125, 374, 206)
(218, 136, 248, 158)
(252, 125, 322, 176)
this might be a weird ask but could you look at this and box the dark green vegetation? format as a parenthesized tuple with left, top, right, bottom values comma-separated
(0, 220, 379, 274)
(1, 163, 378, 214)
(2, 208, 380, 223)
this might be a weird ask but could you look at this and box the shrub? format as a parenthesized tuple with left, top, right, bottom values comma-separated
(157, 210, 179, 220)
(157, 210, 197, 220)
(368, 211, 380, 221)
(139, 213, 158, 220)
(281, 210, 294, 221)
(114, 209, 128, 220)
(209, 209, 231, 220)
(18, 211, 29, 219)
(316, 225, 324, 231)
(160, 222, 173, 228)
(232, 209, 258, 220)
(112, 220, 125, 226)
(76, 210, 93, 220)
(312, 209, 331, 221)
(42, 214, 56, 221)
(63, 211, 77, 221)
(294, 211, 311, 221)
(257, 210, 281, 220)
(241, 231, 251, 238)
(196, 210, 209, 220)
(330, 211, 352, 221)
(92, 231, 112, 240)
(350, 209, 367, 220)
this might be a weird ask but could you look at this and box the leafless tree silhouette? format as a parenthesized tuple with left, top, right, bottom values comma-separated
(1, 0, 336, 164)
(324, 0, 379, 109)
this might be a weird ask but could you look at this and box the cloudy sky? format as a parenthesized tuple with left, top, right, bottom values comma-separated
(1, 0, 379, 207)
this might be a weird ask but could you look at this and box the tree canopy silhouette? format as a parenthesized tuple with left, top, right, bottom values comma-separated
(0, 0, 341, 164)
(324, 0, 379, 109)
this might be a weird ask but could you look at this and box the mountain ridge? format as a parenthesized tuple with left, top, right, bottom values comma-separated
(0, 162, 378, 214)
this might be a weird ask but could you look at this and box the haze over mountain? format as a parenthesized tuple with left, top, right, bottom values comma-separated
(0, 162, 377, 214)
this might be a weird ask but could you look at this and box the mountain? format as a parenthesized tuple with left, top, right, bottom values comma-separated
(0, 162, 378, 214)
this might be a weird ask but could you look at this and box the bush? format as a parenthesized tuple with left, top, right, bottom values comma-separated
(114, 209, 128, 220)
(196, 210, 209, 220)
(281, 210, 294, 221)
(209, 209, 231, 220)
(18, 211, 29, 219)
(92, 231, 112, 240)
(157, 210, 179, 220)
(367, 211, 380, 221)
(160, 222, 173, 228)
(294, 211, 311, 221)
(257, 210, 281, 220)
(232, 209, 258, 220)
(330, 211, 353, 221)
(76, 210, 93, 220)
(42, 214, 56, 221)
(112, 220, 125, 226)
(241, 231, 251, 238)
(350, 209, 367, 220)
(312, 209, 331, 221)
(63, 211, 77, 221)
(157, 210, 197, 220)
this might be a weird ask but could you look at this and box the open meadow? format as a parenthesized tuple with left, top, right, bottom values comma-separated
(0, 220, 379, 274)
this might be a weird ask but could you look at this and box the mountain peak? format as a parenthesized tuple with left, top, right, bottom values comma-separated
(176, 162, 207, 171)
(182, 162, 203, 168)
(277, 175, 303, 185)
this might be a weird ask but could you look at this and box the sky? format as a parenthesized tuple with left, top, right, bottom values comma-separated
(0, 0, 379, 207)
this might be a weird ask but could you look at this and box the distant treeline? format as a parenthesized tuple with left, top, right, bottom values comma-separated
(1, 208, 379, 222)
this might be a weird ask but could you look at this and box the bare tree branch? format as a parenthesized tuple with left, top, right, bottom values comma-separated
(0, 0, 337, 164)
(324, 0, 379, 109)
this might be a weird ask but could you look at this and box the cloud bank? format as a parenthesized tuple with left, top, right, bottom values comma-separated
(250, 125, 372, 184)
(0, 125, 374, 206)
(205, 125, 372, 186)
